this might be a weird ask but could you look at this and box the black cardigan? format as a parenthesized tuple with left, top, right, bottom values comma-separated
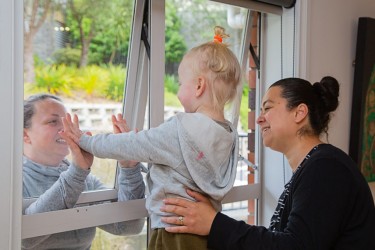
(208, 144, 375, 250)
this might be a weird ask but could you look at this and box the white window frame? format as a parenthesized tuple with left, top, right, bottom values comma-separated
(0, 0, 23, 248)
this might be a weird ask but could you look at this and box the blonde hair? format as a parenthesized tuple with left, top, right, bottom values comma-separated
(185, 28, 241, 111)
(214, 26, 229, 43)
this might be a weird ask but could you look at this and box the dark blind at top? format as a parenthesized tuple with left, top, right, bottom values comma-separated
(255, 0, 296, 8)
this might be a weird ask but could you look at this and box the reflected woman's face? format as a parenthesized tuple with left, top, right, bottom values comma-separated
(23, 98, 69, 166)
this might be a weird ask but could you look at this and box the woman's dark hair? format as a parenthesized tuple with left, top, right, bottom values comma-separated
(24, 94, 63, 129)
(270, 76, 339, 136)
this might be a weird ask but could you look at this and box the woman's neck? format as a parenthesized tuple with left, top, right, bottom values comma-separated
(24, 152, 64, 167)
(284, 137, 322, 172)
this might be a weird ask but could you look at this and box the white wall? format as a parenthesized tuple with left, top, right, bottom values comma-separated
(301, 0, 375, 151)
(300, 0, 375, 208)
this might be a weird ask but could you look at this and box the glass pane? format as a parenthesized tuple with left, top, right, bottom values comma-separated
(22, 221, 147, 250)
(23, 0, 147, 248)
(165, 0, 248, 127)
(23, 0, 133, 195)
(165, 0, 251, 222)
(91, 226, 147, 250)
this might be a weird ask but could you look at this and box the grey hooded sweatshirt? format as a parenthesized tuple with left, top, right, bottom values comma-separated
(80, 112, 239, 229)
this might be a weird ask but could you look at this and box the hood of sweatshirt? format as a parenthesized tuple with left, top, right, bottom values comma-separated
(22, 156, 70, 197)
(175, 112, 239, 201)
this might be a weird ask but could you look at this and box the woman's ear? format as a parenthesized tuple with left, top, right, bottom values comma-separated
(24, 129, 31, 144)
(196, 76, 206, 97)
(295, 103, 308, 123)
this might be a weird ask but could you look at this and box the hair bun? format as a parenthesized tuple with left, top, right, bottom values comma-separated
(213, 26, 229, 43)
(313, 76, 339, 112)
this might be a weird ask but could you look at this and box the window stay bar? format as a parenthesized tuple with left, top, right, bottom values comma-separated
(141, 0, 150, 58)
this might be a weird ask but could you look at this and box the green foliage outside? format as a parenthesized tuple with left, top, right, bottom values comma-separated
(66, 0, 186, 66)
(91, 227, 147, 250)
(52, 48, 81, 67)
(26, 65, 125, 101)
(25, 65, 249, 130)
(105, 65, 126, 102)
(62, 0, 185, 67)
(165, 1, 187, 64)
(172, 0, 229, 45)
(32, 64, 74, 96)
(241, 85, 249, 131)
(164, 74, 179, 94)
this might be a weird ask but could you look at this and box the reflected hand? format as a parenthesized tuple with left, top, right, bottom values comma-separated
(160, 189, 217, 236)
(112, 114, 139, 168)
(60, 113, 93, 170)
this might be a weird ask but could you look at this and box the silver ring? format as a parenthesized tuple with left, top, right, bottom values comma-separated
(178, 216, 184, 225)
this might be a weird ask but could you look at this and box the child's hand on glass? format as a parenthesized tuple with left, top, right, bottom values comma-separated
(112, 114, 139, 168)
(61, 113, 87, 144)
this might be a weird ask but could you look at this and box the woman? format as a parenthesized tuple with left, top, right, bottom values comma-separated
(160, 77, 375, 249)
(22, 94, 145, 250)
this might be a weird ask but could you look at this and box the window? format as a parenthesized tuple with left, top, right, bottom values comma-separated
(19, 0, 294, 248)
